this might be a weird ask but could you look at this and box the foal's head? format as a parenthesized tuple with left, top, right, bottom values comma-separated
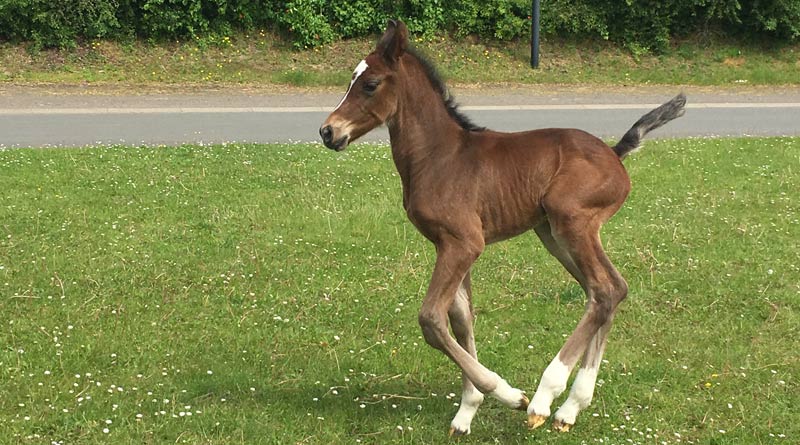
(319, 20, 409, 151)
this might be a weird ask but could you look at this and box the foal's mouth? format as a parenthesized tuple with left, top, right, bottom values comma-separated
(325, 135, 350, 152)
(319, 124, 350, 151)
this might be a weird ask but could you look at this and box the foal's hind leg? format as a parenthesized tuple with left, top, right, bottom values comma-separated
(447, 272, 484, 436)
(537, 219, 611, 429)
(552, 315, 614, 431)
(527, 220, 627, 430)
(534, 222, 586, 290)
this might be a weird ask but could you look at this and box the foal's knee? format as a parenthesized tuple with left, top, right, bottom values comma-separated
(588, 296, 614, 327)
(419, 310, 448, 351)
(611, 276, 628, 308)
(448, 306, 473, 340)
(589, 277, 628, 325)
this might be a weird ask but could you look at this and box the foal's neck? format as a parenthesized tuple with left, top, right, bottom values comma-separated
(387, 55, 465, 186)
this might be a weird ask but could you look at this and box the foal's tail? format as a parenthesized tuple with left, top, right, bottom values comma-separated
(613, 93, 687, 159)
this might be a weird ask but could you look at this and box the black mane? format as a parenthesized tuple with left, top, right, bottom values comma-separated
(406, 47, 486, 132)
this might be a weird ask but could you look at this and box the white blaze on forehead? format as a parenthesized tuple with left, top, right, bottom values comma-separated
(334, 59, 369, 111)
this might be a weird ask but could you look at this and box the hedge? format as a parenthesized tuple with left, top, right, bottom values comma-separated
(0, 0, 797, 50)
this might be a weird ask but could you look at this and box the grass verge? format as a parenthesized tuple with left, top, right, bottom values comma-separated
(0, 138, 798, 444)
(1, 33, 798, 88)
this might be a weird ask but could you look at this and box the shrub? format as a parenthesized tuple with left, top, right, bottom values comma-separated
(742, 0, 800, 40)
(445, 0, 530, 40)
(0, 0, 796, 50)
(280, 0, 336, 48)
(0, 0, 120, 48)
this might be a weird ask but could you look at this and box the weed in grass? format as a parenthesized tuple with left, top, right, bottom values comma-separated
(0, 138, 797, 444)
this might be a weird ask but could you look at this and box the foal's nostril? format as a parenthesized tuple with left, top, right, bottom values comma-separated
(320, 125, 333, 144)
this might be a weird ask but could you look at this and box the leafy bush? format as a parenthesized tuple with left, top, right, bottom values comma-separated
(279, 0, 335, 48)
(0, 0, 796, 50)
(445, 0, 530, 40)
(741, 0, 800, 40)
(0, 0, 120, 49)
(329, 0, 385, 38)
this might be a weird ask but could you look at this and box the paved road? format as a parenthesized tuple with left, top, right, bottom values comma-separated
(1, 85, 798, 148)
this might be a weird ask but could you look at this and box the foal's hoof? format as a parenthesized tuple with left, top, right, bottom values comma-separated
(527, 413, 548, 430)
(448, 426, 469, 437)
(552, 419, 573, 433)
(517, 394, 530, 411)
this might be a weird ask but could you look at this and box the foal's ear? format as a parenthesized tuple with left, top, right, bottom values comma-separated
(377, 19, 408, 66)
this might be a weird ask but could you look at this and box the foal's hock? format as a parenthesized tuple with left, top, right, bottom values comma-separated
(319, 19, 686, 435)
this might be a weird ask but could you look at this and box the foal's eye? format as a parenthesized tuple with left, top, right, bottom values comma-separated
(363, 81, 379, 94)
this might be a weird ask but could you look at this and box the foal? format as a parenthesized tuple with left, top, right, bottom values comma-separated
(320, 20, 686, 435)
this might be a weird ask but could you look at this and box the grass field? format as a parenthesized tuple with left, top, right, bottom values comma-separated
(0, 138, 797, 444)
(1, 33, 798, 87)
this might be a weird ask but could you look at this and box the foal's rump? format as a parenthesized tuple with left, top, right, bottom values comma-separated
(470, 94, 687, 233)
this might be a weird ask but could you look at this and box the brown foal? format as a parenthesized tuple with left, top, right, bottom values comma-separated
(319, 20, 686, 435)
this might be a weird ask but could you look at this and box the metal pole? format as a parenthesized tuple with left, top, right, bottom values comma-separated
(531, 0, 540, 68)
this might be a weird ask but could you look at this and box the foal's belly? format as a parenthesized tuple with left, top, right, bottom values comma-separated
(481, 205, 547, 245)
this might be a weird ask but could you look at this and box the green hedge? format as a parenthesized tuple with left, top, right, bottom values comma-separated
(0, 0, 797, 50)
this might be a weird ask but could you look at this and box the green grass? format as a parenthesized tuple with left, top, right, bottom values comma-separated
(0, 33, 798, 87)
(0, 138, 797, 444)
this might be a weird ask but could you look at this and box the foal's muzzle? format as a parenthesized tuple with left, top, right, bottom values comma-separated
(319, 124, 349, 151)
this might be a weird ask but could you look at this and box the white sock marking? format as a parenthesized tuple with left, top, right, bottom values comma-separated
(450, 386, 484, 435)
(554, 367, 598, 425)
(334, 60, 369, 111)
(489, 373, 525, 408)
(528, 357, 570, 417)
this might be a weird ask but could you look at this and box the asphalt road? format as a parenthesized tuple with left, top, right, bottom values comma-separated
(1, 86, 798, 148)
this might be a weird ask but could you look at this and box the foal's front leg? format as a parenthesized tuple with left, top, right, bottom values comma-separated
(447, 272, 484, 436)
(418, 240, 528, 433)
